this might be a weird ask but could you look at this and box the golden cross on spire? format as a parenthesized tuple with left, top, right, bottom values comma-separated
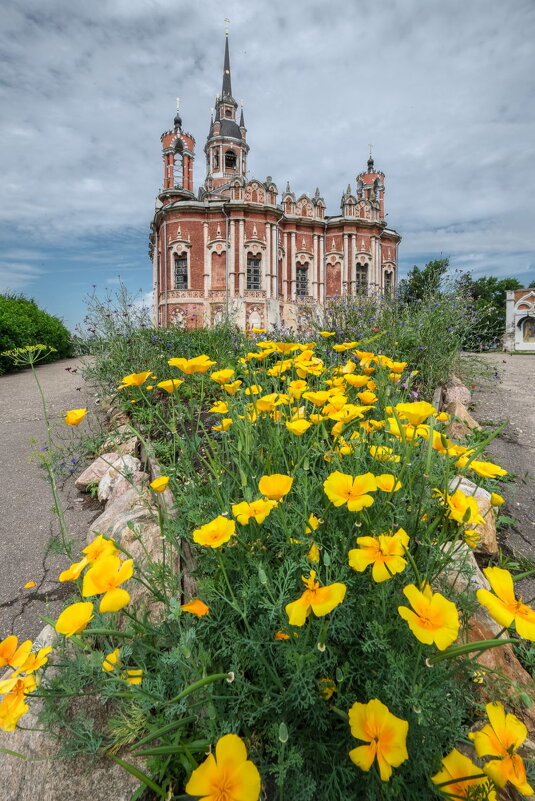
(224, 17, 230, 35)
(176, 97, 180, 112)
(368, 143, 373, 159)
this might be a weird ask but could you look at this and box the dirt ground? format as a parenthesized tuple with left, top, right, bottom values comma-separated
(463, 353, 535, 581)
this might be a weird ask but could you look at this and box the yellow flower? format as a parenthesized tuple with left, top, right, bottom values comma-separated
(82, 555, 134, 613)
(369, 445, 400, 463)
(476, 566, 535, 640)
(469, 701, 533, 796)
(287, 379, 308, 399)
(14, 646, 52, 676)
(185, 733, 261, 801)
(23, 581, 36, 589)
(118, 371, 152, 388)
(102, 648, 121, 672)
(468, 460, 508, 479)
(55, 601, 94, 637)
(348, 698, 409, 782)
(285, 419, 312, 436)
(210, 368, 235, 385)
(83, 534, 118, 563)
(64, 408, 87, 425)
(431, 748, 496, 800)
(375, 474, 402, 492)
(344, 374, 370, 388)
(209, 400, 229, 414)
(244, 384, 262, 395)
(59, 557, 88, 582)
(0, 636, 32, 670)
(302, 390, 331, 406)
(150, 475, 170, 492)
(258, 473, 293, 500)
(357, 390, 377, 405)
(463, 529, 481, 549)
(318, 678, 336, 699)
(390, 361, 407, 373)
(168, 355, 216, 374)
(395, 401, 436, 426)
(319, 331, 336, 337)
(122, 669, 143, 685)
(0, 692, 29, 731)
(285, 570, 346, 626)
(445, 489, 485, 526)
(193, 515, 236, 548)
(490, 492, 505, 507)
(181, 599, 210, 617)
(323, 470, 377, 512)
(398, 584, 459, 650)
(333, 341, 358, 352)
(232, 498, 277, 525)
(348, 529, 409, 583)
(0, 673, 36, 697)
(305, 513, 321, 533)
(223, 380, 243, 395)
(212, 418, 233, 432)
(308, 543, 320, 563)
(156, 378, 184, 393)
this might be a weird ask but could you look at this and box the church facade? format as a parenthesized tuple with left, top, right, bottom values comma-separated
(149, 35, 401, 330)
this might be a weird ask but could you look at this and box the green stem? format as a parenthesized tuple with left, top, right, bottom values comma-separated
(162, 672, 232, 708)
(427, 638, 518, 665)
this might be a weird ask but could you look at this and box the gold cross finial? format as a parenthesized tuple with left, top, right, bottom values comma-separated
(368, 143, 373, 159)
(176, 97, 180, 112)
(224, 18, 230, 35)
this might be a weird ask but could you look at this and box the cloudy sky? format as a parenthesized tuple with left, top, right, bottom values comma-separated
(1, 0, 534, 329)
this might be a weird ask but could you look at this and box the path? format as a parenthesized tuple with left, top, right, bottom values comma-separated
(466, 352, 535, 566)
(0, 358, 99, 643)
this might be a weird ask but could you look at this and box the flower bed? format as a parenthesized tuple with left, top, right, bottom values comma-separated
(2, 334, 534, 800)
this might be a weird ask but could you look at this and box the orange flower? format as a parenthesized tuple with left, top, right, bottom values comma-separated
(232, 498, 277, 525)
(64, 408, 87, 425)
(0, 636, 32, 670)
(193, 515, 236, 548)
(82, 555, 134, 613)
(398, 584, 459, 650)
(156, 378, 184, 393)
(55, 601, 94, 637)
(150, 475, 170, 492)
(181, 599, 210, 617)
(118, 371, 152, 388)
(323, 470, 377, 512)
(476, 567, 535, 640)
(185, 734, 261, 801)
(274, 630, 290, 640)
(431, 748, 496, 800)
(348, 698, 409, 782)
(258, 473, 293, 501)
(469, 702, 533, 796)
(285, 570, 346, 626)
(348, 529, 409, 583)
(168, 355, 216, 374)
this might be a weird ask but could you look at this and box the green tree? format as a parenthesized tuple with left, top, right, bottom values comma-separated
(528, 279, 535, 288)
(0, 293, 72, 374)
(458, 275, 523, 349)
(397, 258, 449, 304)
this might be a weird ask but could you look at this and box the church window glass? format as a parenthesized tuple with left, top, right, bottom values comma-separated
(247, 255, 261, 290)
(296, 264, 309, 297)
(384, 271, 393, 296)
(174, 253, 188, 289)
(355, 263, 368, 294)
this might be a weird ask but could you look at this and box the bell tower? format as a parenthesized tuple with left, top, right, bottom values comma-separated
(161, 99, 195, 195)
(204, 29, 249, 192)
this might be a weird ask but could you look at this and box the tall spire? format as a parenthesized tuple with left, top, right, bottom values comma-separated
(222, 24, 233, 100)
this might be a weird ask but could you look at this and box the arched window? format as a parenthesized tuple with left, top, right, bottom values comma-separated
(225, 149, 237, 170)
(174, 253, 188, 289)
(173, 142, 183, 188)
(296, 263, 309, 297)
(355, 263, 368, 294)
(384, 271, 393, 297)
(246, 253, 261, 290)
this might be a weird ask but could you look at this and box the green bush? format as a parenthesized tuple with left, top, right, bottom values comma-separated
(0, 293, 72, 374)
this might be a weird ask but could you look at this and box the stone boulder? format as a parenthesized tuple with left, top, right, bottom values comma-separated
(88, 486, 156, 540)
(99, 424, 139, 457)
(449, 475, 498, 555)
(443, 375, 472, 407)
(75, 452, 119, 491)
(96, 454, 143, 502)
(445, 400, 481, 440)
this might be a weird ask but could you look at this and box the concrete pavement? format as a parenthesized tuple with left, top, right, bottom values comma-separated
(0, 358, 100, 643)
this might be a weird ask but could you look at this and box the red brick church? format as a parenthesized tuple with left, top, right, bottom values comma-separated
(149, 33, 401, 330)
